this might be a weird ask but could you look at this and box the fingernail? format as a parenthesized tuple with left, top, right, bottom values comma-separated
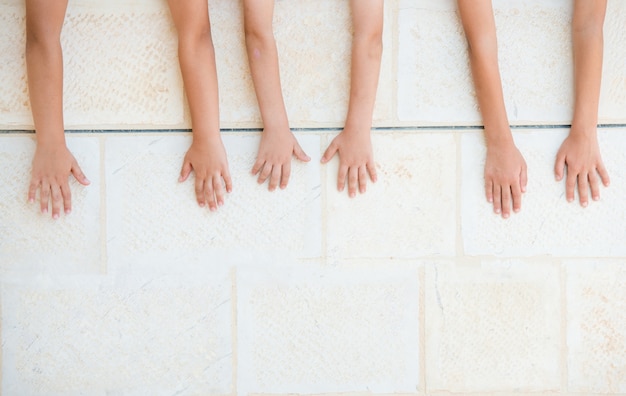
(567, 197, 574, 202)
(349, 192, 355, 198)
(514, 208, 520, 213)
(28, 198, 34, 203)
(65, 209, 71, 214)
(210, 206, 217, 212)
(582, 201, 588, 208)
(53, 213, 59, 219)
(503, 213, 509, 219)
(199, 202, 205, 207)
(495, 209, 501, 214)
(593, 196, 599, 201)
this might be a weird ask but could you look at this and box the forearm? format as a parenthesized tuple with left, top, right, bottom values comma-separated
(177, 32, 221, 143)
(571, 0, 606, 135)
(458, 0, 512, 146)
(344, 0, 383, 133)
(243, 2, 289, 131)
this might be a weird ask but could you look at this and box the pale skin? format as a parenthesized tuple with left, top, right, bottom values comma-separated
(168, 0, 232, 211)
(321, 0, 383, 197)
(25, 0, 90, 219)
(458, 0, 527, 219)
(243, 0, 310, 191)
(555, 0, 609, 206)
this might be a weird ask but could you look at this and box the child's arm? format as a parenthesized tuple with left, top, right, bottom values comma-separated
(555, 0, 609, 206)
(168, 0, 232, 211)
(25, 0, 90, 219)
(243, 0, 309, 191)
(457, 0, 527, 218)
(320, 0, 383, 198)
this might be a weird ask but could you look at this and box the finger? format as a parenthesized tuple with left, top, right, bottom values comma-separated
(251, 157, 264, 175)
(321, 142, 338, 164)
(40, 181, 51, 214)
(501, 185, 512, 218)
(268, 164, 281, 191)
(28, 178, 39, 203)
(224, 170, 233, 193)
(578, 172, 589, 207)
(554, 151, 565, 181)
(61, 182, 72, 214)
(358, 165, 367, 194)
(280, 163, 291, 189)
(520, 163, 528, 193)
(492, 185, 502, 215)
(195, 178, 206, 207)
(258, 162, 272, 184)
(51, 184, 63, 219)
(205, 177, 217, 211)
(589, 170, 601, 201)
(179, 161, 192, 182)
(566, 169, 577, 202)
(511, 182, 522, 213)
(214, 176, 225, 207)
(337, 164, 348, 192)
(294, 142, 310, 162)
(598, 162, 610, 187)
(485, 179, 494, 203)
(348, 166, 358, 198)
(71, 161, 90, 186)
(366, 160, 378, 183)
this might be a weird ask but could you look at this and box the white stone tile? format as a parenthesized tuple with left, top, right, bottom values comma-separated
(0, 271, 232, 396)
(0, 135, 101, 275)
(461, 129, 626, 257)
(425, 260, 561, 392)
(105, 133, 322, 270)
(600, 0, 626, 123)
(326, 132, 456, 259)
(237, 264, 420, 394)
(566, 260, 626, 393)
(398, 0, 585, 125)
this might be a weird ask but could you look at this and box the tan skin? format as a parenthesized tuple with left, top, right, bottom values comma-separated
(25, 0, 90, 219)
(458, 0, 527, 219)
(555, 0, 609, 206)
(168, 0, 232, 211)
(243, 0, 310, 191)
(321, 0, 383, 198)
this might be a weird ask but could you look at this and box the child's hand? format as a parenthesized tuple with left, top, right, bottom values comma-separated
(484, 140, 527, 218)
(252, 128, 310, 191)
(321, 129, 377, 197)
(29, 143, 90, 219)
(555, 130, 609, 206)
(179, 138, 232, 211)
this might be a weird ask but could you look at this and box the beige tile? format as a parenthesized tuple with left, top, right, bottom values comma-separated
(0, 135, 102, 275)
(237, 264, 420, 393)
(105, 133, 322, 268)
(0, 272, 232, 395)
(461, 129, 626, 257)
(398, 0, 608, 126)
(425, 260, 561, 392)
(326, 132, 456, 260)
(567, 260, 626, 393)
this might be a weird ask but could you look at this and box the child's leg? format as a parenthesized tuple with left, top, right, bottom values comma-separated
(321, 0, 383, 197)
(243, 0, 309, 191)
(555, 0, 609, 206)
(457, 0, 527, 218)
(25, 0, 89, 218)
(167, 0, 232, 211)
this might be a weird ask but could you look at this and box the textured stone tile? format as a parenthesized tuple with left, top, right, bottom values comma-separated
(0, 135, 101, 275)
(600, 0, 626, 123)
(397, 0, 626, 125)
(0, 0, 184, 129)
(237, 265, 420, 393)
(326, 132, 456, 259)
(567, 260, 626, 393)
(105, 133, 322, 268)
(0, 272, 232, 395)
(461, 129, 626, 256)
(425, 260, 561, 392)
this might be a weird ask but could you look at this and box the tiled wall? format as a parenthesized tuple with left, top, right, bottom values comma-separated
(1, 0, 625, 394)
